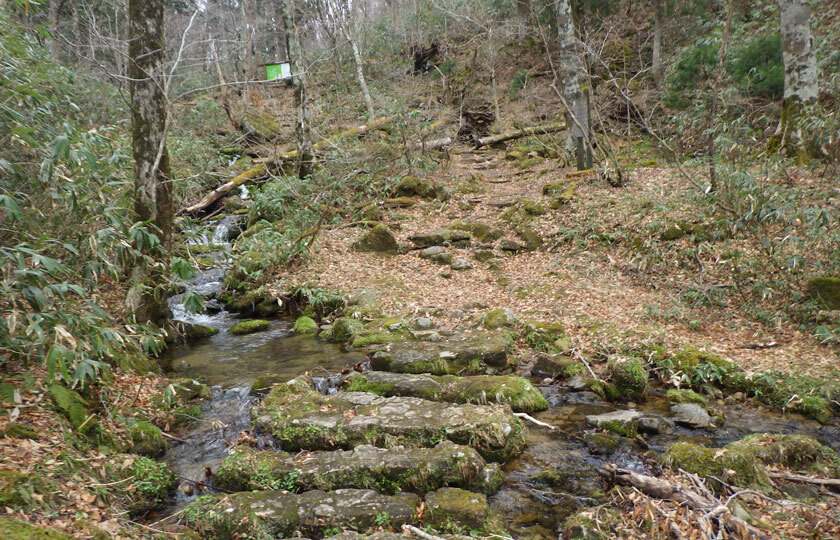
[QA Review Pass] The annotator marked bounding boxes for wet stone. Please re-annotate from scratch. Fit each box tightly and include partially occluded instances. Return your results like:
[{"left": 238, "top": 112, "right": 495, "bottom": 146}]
[
  {"left": 585, "top": 410, "right": 641, "bottom": 437},
  {"left": 531, "top": 354, "right": 576, "bottom": 379},
  {"left": 216, "top": 441, "right": 504, "bottom": 495},
  {"left": 184, "top": 489, "right": 420, "bottom": 539},
  {"left": 253, "top": 378, "right": 526, "bottom": 462},
  {"left": 370, "top": 333, "right": 511, "bottom": 376},
  {"left": 425, "top": 488, "right": 492, "bottom": 532},
  {"left": 344, "top": 371, "right": 547, "bottom": 413},
  {"left": 671, "top": 403, "right": 712, "bottom": 429},
  {"left": 638, "top": 415, "right": 671, "bottom": 435}
]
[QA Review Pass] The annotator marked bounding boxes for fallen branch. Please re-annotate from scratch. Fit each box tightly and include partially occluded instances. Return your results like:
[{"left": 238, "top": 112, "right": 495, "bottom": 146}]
[
  {"left": 599, "top": 464, "right": 772, "bottom": 540},
  {"left": 408, "top": 137, "right": 453, "bottom": 151},
  {"left": 767, "top": 472, "right": 840, "bottom": 488},
  {"left": 473, "top": 121, "right": 565, "bottom": 148},
  {"left": 181, "top": 116, "right": 393, "bottom": 215},
  {"left": 514, "top": 412, "right": 555, "bottom": 430},
  {"left": 402, "top": 524, "right": 445, "bottom": 540}
]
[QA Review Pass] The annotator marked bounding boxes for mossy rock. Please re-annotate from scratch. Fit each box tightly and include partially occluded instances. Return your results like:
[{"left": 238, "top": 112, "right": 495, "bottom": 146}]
[
  {"left": 506, "top": 150, "right": 526, "bottom": 161},
  {"left": 448, "top": 221, "right": 503, "bottom": 243},
  {"left": 129, "top": 421, "right": 167, "bottom": 457},
  {"left": 409, "top": 229, "right": 471, "bottom": 248},
  {"left": 805, "top": 277, "right": 840, "bottom": 309},
  {"left": 229, "top": 319, "right": 271, "bottom": 335},
  {"left": 393, "top": 175, "right": 447, "bottom": 200},
  {"left": 473, "top": 249, "right": 496, "bottom": 263},
  {"left": 2, "top": 423, "right": 39, "bottom": 440},
  {"left": 350, "top": 330, "right": 399, "bottom": 348},
  {"left": 383, "top": 197, "right": 416, "bottom": 208},
  {"left": 182, "top": 322, "right": 219, "bottom": 340},
  {"left": 515, "top": 225, "right": 542, "bottom": 251},
  {"left": 513, "top": 156, "right": 544, "bottom": 169},
  {"left": 216, "top": 441, "right": 504, "bottom": 495},
  {"left": 499, "top": 206, "right": 525, "bottom": 224},
  {"left": 424, "top": 488, "right": 493, "bottom": 533},
  {"left": 109, "top": 455, "right": 178, "bottom": 515},
  {"left": 667, "top": 346, "right": 737, "bottom": 383},
  {"left": 550, "top": 184, "right": 577, "bottom": 207},
  {"left": 344, "top": 372, "right": 547, "bottom": 413},
  {"left": 583, "top": 433, "right": 621, "bottom": 455},
  {"left": 352, "top": 224, "right": 399, "bottom": 254},
  {"left": 586, "top": 379, "right": 623, "bottom": 402},
  {"left": 0, "top": 517, "right": 73, "bottom": 540},
  {"left": 115, "top": 351, "right": 162, "bottom": 375},
  {"left": 250, "top": 374, "right": 288, "bottom": 396},
  {"left": 479, "top": 308, "right": 520, "bottom": 330},
  {"left": 370, "top": 332, "right": 513, "bottom": 376},
  {"left": 522, "top": 320, "right": 566, "bottom": 352},
  {"left": 663, "top": 441, "right": 767, "bottom": 493},
  {"left": 660, "top": 221, "right": 692, "bottom": 241},
  {"left": 293, "top": 316, "right": 318, "bottom": 334},
  {"left": 665, "top": 388, "right": 708, "bottom": 406},
  {"left": 542, "top": 182, "right": 568, "bottom": 195},
  {"left": 171, "top": 378, "right": 212, "bottom": 402},
  {"left": 360, "top": 204, "right": 382, "bottom": 221},
  {"left": 321, "top": 317, "right": 364, "bottom": 343},
  {"left": 607, "top": 357, "right": 648, "bottom": 401},
  {"left": 518, "top": 199, "right": 546, "bottom": 216},
  {"left": 726, "top": 433, "right": 840, "bottom": 478}
]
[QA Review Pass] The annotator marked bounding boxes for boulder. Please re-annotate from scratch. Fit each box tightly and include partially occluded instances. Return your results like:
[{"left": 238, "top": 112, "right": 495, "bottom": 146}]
[
  {"left": 806, "top": 276, "right": 840, "bottom": 309},
  {"left": 216, "top": 441, "right": 504, "bottom": 495},
  {"left": 419, "top": 246, "right": 453, "bottom": 265},
  {"left": 409, "top": 230, "right": 471, "bottom": 248},
  {"left": 253, "top": 378, "right": 525, "bottom": 462},
  {"left": 479, "top": 308, "right": 519, "bottom": 329},
  {"left": 344, "top": 371, "right": 547, "bottom": 413},
  {"left": 352, "top": 224, "right": 399, "bottom": 254},
  {"left": 670, "top": 403, "right": 711, "bottom": 429},
  {"left": 370, "top": 333, "right": 512, "bottom": 375},
  {"left": 531, "top": 354, "right": 576, "bottom": 379},
  {"left": 393, "top": 176, "right": 447, "bottom": 200},
  {"left": 585, "top": 410, "right": 641, "bottom": 437},
  {"left": 229, "top": 319, "right": 270, "bottom": 335},
  {"left": 184, "top": 489, "right": 420, "bottom": 539},
  {"left": 450, "top": 258, "right": 473, "bottom": 271}
]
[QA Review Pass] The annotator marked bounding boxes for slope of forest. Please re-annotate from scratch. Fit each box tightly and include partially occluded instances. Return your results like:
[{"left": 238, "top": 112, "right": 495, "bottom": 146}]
[{"left": 1, "top": 0, "right": 840, "bottom": 538}]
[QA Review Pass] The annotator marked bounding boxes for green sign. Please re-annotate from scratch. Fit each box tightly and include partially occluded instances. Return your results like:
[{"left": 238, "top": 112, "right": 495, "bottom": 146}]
[{"left": 266, "top": 62, "right": 291, "bottom": 80}]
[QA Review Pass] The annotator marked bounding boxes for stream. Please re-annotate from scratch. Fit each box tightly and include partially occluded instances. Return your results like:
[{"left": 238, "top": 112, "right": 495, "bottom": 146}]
[{"left": 161, "top": 217, "right": 840, "bottom": 538}]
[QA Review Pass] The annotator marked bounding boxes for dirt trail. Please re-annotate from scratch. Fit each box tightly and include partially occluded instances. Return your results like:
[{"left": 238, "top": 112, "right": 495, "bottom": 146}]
[{"left": 278, "top": 149, "right": 836, "bottom": 377}]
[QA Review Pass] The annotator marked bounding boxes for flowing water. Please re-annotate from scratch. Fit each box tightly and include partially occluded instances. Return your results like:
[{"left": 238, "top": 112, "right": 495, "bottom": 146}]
[{"left": 160, "top": 218, "right": 840, "bottom": 536}]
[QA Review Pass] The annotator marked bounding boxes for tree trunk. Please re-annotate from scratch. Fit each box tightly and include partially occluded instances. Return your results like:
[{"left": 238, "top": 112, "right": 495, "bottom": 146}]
[
  {"left": 557, "top": 0, "right": 589, "bottom": 161},
  {"left": 241, "top": 0, "right": 258, "bottom": 80},
  {"left": 343, "top": 26, "right": 376, "bottom": 120},
  {"left": 773, "top": 0, "right": 818, "bottom": 158},
  {"left": 48, "top": 0, "right": 61, "bottom": 58},
  {"left": 707, "top": 0, "right": 732, "bottom": 190},
  {"left": 71, "top": 0, "right": 81, "bottom": 60},
  {"left": 127, "top": 0, "right": 173, "bottom": 324},
  {"left": 652, "top": 0, "right": 663, "bottom": 87},
  {"left": 281, "top": 0, "right": 315, "bottom": 178}
]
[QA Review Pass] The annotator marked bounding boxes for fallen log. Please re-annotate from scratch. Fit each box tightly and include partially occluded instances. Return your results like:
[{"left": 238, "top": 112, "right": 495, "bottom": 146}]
[
  {"left": 181, "top": 116, "right": 394, "bottom": 215},
  {"left": 598, "top": 464, "right": 771, "bottom": 540},
  {"left": 408, "top": 137, "right": 453, "bottom": 151},
  {"left": 473, "top": 121, "right": 565, "bottom": 148},
  {"left": 767, "top": 472, "right": 840, "bottom": 488}
]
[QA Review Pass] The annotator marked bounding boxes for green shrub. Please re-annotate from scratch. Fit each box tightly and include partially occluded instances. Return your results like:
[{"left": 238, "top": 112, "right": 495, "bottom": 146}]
[{"left": 728, "top": 34, "right": 783, "bottom": 98}]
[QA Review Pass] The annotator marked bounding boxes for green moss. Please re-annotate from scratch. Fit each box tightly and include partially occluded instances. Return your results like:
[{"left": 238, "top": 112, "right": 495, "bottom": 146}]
[
  {"left": 532, "top": 469, "right": 571, "bottom": 489},
  {"left": 586, "top": 379, "right": 623, "bottom": 402},
  {"left": 320, "top": 317, "right": 364, "bottom": 343},
  {"left": 351, "top": 224, "right": 399, "bottom": 254},
  {"left": 663, "top": 441, "right": 767, "bottom": 493},
  {"left": 448, "top": 221, "right": 503, "bottom": 243},
  {"left": 344, "top": 374, "right": 396, "bottom": 396},
  {"left": 350, "top": 331, "right": 397, "bottom": 348},
  {"left": 424, "top": 488, "right": 493, "bottom": 533},
  {"left": 393, "top": 175, "right": 446, "bottom": 200},
  {"left": 2, "top": 423, "right": 39, "bottom": 440},
  {"left": 805, "top": 277, "right": 840, "bottom": 309},
  {"left": 129, "top": 421, "right": 167, "bottom": 457},
  {"left": 0, "top": 517, "right": 73, "bottom": 540},
  {"left": 183, "top": 323, "right": 219, "bottom": 339},
  {"left": 522, "top": 320, "right": 566, "bottom": 352},
  {"left": 583, "top": 433, "right": 622, "bottom": 455},
  {"left": 229, "top": 319, "right": 270, "bottom": 335},
  {"left": 250, "top": 374, "right": 287, "bottom": 396},
  {"left": 293, "top": 316, "right": 318, "bottom": 334},
  {"left": 607, "top": 358, "right": 649, "bottom": 401},
  {"left": 0, "top": 471, "right": 28, "bottom": 507},
  {"left": 660, "top": 223, "right": 689, "bottom": 241},
  {"left": 726, "top": 434, "right": 840, "bottom": 477},
  {"left": 600, "top": 420, "right": 637, "bottom": 437},
  {"left": 480, "top": 308, "right": 519, "bottom": 329},
  {"left": 119, "top": 456, "right": 177, "bottom": 514},
  {"left": 665, "top": 388, "right": 708, "bottom": 405},
  {"left": 518, "top": 199, "right": 546, "bottom": 216},
  {"left": 515, "top": 225, "right": 542, "bottom": 251}
]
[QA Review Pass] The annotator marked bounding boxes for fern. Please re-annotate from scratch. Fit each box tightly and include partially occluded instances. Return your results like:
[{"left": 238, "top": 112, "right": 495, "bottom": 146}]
[{"left": 49, "top": 384, "right": 89, "bottom": 430}]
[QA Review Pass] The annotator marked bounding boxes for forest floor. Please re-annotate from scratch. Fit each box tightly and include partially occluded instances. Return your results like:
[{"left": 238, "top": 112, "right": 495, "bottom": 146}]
[{"left": 277, "top": 148, "right": 838, "bottom": 379}]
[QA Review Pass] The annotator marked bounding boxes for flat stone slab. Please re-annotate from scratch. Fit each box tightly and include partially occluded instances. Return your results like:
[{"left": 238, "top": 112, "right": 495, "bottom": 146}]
[
  {"left": 184, "top": 488, "right": 420, "bottom": 539},
  {"left": 370, "top": 333, "right": 512, "bottom": 376},
  {"left": 253, "top": 378, "right": 526, "bottom": 462},
  {"left": 671, "top": 403, "right": 712, "bottom": 429},
  {"left": 409, "top": 230, "right": 471, "bottom": 248},
  {"left": 216, "top": 441, "right": 504, "bottom": 495},
  {"left": 345, "top": 372, "right": 547, "bottom": 413},
  {"left": 585, "top": 410, "right": 641, "bottom": 436}
]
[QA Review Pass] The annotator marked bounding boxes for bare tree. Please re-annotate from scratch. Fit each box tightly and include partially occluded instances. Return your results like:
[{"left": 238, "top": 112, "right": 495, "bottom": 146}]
[
  {"left": 281, "top": 0, "right": 315, "bottom": 178},
  {"left": 126, "top": 0, "right": 172, "bottom": 324},
  {"left": 773, "top": 0, "right": 818, "bottom": 157}
]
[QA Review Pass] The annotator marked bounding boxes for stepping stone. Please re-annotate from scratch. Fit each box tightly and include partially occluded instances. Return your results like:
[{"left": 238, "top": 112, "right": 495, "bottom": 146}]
[
  {"left": 425, "top": 487, "right": 493, "bottom": 531},
  {"left": 671, "top": 403, "right": 712, "bottom": 429},
  {"left": 419, "top": 246, "right": 453, "bottom": 265},
  {"left": 253, "top": 377, "right": 526, "bottom": 462},
  {"left": 531, "top": 354, "right": 577, "bottom": 379},
  {"left": 409, "top": 230, "right": 471, "bottom": 248},
  {"left": 585, "top": 410, "right": 641, "bottom": 437},
  {"left": 184, "top": 488, "right": 420, "bottom": 539},
  {"left": 370, "top": 333, "right": 511, "bottom": 375},
  {"left": 216, "top": 441, "right": 504, "bottom": 495},
  {"left": 344, "top": 372, "right": 547, "bottom": 413}
]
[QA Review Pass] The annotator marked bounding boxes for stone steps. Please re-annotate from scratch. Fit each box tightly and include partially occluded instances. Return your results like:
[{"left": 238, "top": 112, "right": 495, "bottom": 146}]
[
  {"left": 344, "top": 371, "right": 547, "bottom": 413},
  {"left": 215, "top": 441, "right": 504, "bottom": 495},
  {"left": 184, "top": 487, "right": 497, "bottom": 539},
  {"left": 369, "top": 333, "right": 512, "bottom": 375},
  {"left": 252, "top": 377, "right": 525, "bottom": 462}
]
